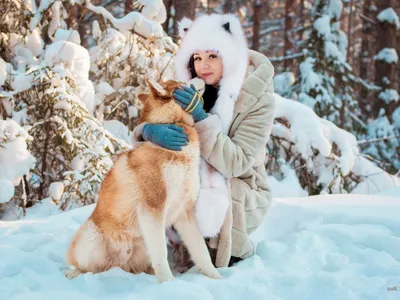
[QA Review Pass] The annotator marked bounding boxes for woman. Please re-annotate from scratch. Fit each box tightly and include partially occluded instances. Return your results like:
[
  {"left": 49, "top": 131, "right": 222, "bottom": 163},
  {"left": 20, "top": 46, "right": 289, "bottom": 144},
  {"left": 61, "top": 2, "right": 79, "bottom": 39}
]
[{"left": 132, "top": 14, "right": 275, "bottom": 268}]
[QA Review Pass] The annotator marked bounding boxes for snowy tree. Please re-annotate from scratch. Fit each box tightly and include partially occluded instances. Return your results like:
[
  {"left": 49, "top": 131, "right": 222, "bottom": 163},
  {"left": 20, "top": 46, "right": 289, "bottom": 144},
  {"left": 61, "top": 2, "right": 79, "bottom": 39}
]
[
  {"left": 267, "top": 93, "right": 397, "bottom": 196},
  {"left": 297, "top": 0, "right": 367, "bottom": 135},
  {"left": 0, "top": 0, "right": 176, "bottom": 214},
  {"left": 362, "top": 2, "right": 400, "bottom": 174}
]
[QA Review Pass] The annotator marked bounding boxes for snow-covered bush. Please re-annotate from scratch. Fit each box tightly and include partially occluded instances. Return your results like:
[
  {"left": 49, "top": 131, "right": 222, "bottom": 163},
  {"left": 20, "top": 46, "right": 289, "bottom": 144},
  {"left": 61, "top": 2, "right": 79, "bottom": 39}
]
[
  {"left": 0, "top": 120, "right": 35, "bottom": 204},
  {"left": 0, "top": 0, "right": 173, "bottom": 213},
  {"left": 267, "top": 94, "right": 399, "bottom": 196}
]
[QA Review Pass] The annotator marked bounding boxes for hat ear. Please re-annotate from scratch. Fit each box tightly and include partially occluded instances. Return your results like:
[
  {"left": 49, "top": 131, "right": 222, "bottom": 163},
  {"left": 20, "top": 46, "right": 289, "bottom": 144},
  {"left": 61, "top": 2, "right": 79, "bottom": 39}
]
[{"left": 178, "top": 17, "right": 193, "bottom": 39}]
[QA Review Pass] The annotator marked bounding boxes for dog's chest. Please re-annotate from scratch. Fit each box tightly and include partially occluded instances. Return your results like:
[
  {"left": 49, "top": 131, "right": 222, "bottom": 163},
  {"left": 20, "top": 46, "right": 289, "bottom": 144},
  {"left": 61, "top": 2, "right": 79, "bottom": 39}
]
[{"left": 162, "top": 161, "right": 199, "bottom": 221}]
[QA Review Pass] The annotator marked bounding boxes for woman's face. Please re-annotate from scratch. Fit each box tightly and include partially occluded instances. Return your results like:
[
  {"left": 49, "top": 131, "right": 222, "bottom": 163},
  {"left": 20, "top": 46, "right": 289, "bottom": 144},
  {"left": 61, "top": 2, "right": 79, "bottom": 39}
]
[{"left": 193, "top": 51, "right": 223, "bottom": 87}]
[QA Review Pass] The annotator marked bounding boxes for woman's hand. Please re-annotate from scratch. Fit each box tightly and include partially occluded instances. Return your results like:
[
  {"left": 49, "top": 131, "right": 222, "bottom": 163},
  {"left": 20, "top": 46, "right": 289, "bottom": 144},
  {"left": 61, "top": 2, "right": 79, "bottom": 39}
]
[
  {"left": 142, "top": 124, "right": 188, "bottom": 151},
  {"left": 173, "top": 84, "right": 208, "bottom": 122}
]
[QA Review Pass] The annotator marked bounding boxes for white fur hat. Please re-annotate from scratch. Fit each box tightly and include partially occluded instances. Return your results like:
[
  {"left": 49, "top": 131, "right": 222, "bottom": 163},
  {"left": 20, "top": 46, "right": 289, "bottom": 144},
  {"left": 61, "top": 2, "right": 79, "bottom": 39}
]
[{"left": 175, "top": 14, "right": 249, "bottom": 134}]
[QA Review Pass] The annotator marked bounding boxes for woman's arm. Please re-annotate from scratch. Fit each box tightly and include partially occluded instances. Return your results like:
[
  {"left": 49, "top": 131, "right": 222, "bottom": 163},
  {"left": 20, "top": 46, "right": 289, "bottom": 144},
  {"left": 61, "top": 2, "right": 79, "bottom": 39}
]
[{"left": 194, "top": 92, "right": 275, "bottom": 179}]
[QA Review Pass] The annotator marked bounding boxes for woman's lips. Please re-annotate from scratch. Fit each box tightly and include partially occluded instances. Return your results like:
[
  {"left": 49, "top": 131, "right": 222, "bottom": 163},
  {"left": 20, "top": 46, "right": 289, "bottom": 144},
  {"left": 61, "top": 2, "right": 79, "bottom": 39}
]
[{"left": 202, "top": 73, "right": 213, "bottom": 78}]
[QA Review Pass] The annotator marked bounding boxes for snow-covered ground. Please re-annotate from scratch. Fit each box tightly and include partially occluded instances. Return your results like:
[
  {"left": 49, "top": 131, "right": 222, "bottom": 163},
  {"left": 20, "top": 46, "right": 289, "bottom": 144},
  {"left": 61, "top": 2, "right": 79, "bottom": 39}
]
[{"left": 1, "top": 189, "right": 400, "bottom": 300}]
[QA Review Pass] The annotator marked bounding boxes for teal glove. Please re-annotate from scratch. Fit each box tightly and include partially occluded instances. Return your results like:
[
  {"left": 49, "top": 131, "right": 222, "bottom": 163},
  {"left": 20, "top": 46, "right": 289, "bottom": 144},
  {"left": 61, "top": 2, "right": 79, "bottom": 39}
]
[
  {"left": 173, "top": 84, "right": 208, "bottom": 122},
  {"left": 142, "top": 124, "right": 188, "bottom": 151}
]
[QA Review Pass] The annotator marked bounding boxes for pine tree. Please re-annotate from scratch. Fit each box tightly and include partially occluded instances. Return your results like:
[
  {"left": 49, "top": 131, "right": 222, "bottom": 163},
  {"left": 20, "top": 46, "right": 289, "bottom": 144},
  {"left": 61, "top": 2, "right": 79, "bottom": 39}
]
[
  {"left": 0, "top": 0, "right": 175, "bottom": 213},
  {"left": 298, "top": 0, "right": 366, "bottom": 135}
]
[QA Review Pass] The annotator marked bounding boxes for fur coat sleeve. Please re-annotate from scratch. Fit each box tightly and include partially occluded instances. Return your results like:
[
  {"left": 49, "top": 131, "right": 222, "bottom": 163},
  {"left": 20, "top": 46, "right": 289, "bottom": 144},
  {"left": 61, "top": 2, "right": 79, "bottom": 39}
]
[{"left": 194, "top": 91, "right": 275, "bottom": 179}]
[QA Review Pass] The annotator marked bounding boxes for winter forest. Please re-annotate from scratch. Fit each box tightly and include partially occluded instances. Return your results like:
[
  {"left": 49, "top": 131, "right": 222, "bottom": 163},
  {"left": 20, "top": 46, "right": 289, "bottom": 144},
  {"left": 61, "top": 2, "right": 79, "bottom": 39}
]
[
  {"left": 0, "top": 0, "right": 398, "bottom": 218},
  {"left": 1, "top": 0, "right": 400, "bottom": 299}
]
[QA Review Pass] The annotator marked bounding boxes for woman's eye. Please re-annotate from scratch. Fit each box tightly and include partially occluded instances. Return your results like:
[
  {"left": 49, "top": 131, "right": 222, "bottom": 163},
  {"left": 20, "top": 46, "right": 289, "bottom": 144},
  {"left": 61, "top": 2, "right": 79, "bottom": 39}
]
[
  {"left": 194, "top": 57, "right": 201, "bottom": 61},
  {"left": 209, "top": 54, "right": 217, "bottom": 59}
]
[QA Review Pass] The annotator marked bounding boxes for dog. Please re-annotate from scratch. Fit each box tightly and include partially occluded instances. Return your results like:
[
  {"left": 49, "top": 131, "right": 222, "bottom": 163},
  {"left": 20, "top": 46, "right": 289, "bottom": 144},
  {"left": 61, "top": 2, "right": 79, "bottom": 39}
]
[{"left": 65, "top": 79, "right": 221, "bottom": 283}]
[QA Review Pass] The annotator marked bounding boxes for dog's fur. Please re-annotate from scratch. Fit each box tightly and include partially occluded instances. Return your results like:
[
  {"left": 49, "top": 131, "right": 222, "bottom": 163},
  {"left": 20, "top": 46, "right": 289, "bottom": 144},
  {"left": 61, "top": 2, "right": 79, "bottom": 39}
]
[{"left": 65, "top": 79, "right": 221, "bottom": 283}]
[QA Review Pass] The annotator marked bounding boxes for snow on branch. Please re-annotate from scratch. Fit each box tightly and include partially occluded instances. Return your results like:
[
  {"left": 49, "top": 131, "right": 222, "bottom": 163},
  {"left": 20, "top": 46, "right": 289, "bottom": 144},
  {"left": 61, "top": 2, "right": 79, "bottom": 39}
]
[{"left": 84, "top": 0, "right": 164, "bottom": 38}]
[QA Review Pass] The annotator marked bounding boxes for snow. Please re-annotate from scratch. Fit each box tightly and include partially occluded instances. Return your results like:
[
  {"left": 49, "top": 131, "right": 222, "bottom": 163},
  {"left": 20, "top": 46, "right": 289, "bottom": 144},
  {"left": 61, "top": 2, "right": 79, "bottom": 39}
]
[
  {"left": 325, "top": 40, "right": 345, "bottom": 64},
  {"left": 85, "top": 2, "right": 164, "bottom": 37},
  {"left": 274, "top": 93, "right": 359, "bottom": 175},
  {"left": 48, "top": 1, "right": 62, "bottom": 38},
  {"left": 1, "top": 193, "right": 400, "bottom": 299},
  {"left": 379, "top": 89, "right": 399, "bottom": 104},
  {"left": 374, "top": 48, "right": 399, "bottom": 64},
  {"left": 268, "top": 163, "right": 308, "bottom": 198},
  {"left": 393, "top": 107, "right": 400, "bottom": 129},
  {"left": 299, "top": 57, "right": 322, "bottom": 99},
  {"left": 48, "top": 182, "right": 64, "bottom": 201},
  {"left": 0, "top": 58, "right": 6, "bottom": 86},
  {"left": 0, "top": 179, "right": 15, "bottom": 204},
  {"left": 139, "top": 0, "right": 167, "bottom": 23},
  {"left": 314, "top": 15, "right": 331, "bottom": 38},
  {"left": 0, "top": 120, "right": 36, "bottom": 203},
  {"left": 327, "top": 0, "right": 343, "bottom": 20},
  {"left": 54, "top": 29, "right": 82, "bottom": 45},
  {"left": 26, "top": 29, "right": 44, "bottom": 57},
  {"left": 44, "top": 41, "right": 90, "bottom": 81},
  {"left": 351, "top": 156, "right": 400, "bottom": 194},
  {"left": 44, "top": 41, "right": 96, "bottom": 114},
  {"left": 377, "top": 7, "right": 400, "bottom": 30},
  {"left": 376, "top": 186, "right": 400, "bottom": 197},
  {"left": 273, "top": 72, "right": 295, "bottom": 97},
  {"left": 103, "top": 120, "right": 133, "bottom": 145},
  {"left": 89, "top": 28, "right": 126, "bottom": 63}
]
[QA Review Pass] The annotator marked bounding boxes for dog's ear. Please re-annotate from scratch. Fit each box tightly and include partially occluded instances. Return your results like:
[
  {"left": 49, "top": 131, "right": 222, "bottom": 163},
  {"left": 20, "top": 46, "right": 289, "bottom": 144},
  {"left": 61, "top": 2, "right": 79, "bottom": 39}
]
[
  {"left": 137, "top": 93, "right": 149, "bottom": 105},
  {"left": 161, "top": 80, "right": 182, "bottom": 94},
  {"left": 146, "top": 78, "right": 168, "bottom": 98}
]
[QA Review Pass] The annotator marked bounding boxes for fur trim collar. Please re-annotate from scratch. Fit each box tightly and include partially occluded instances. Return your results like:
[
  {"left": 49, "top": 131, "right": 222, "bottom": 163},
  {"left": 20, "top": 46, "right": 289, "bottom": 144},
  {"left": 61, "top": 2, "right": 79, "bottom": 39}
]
[{"left": 175, "top": 14, "right": 248, "bottom": 134}]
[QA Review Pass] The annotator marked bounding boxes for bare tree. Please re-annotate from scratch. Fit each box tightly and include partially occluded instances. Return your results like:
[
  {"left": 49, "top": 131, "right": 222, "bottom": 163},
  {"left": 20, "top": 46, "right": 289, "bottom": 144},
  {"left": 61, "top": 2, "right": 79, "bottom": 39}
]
[
  {"left": 283, "top": 0, "right": 295, "bottom": 69},
  {"left": 252, "top": 0, "right": 262, "bottom": 51}
]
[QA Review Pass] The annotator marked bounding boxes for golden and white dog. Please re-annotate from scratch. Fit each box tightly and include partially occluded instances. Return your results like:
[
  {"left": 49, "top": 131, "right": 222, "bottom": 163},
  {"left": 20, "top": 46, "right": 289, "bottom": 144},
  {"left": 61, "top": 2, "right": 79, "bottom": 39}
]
[{"left": 65, "top": 79, "right": 221, "bottom": 283}]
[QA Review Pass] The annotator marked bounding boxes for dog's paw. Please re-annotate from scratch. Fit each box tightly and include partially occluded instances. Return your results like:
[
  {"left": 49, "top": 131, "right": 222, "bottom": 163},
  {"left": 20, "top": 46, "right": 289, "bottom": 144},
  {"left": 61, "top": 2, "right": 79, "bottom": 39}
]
[
  {"left": 200, "top": 268, "right": 223, "bottom": 280},
  {"left": 64, "top": 268, "right": 83, "bottom": 279}
]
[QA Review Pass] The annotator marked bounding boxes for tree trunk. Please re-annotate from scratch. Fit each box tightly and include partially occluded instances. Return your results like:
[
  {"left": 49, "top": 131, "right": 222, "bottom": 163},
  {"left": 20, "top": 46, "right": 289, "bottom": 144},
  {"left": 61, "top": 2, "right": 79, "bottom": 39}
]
[
  {"left": 223, "top": 0, "right": 235, "bottom": 14},
  {"left": 252, "top": 0, "right": 262, "bottom": 51},
  {"left": 359, "top": 0, "right": 375, "bottom": 117},
  {"left": 346, "top": 0, "right": 354, "bottom": 63},
  {"left": 396, "top": 4, "right": 400, "bottom": 93},
  {"left": 173, "top": 0, "right": 197, "bottom": 41},
  {"left": 163, "top": 0, "right": 173, "bottom": 34},
  {"left": 125, "top": 0, "right": 133, "bottom": 15},
  {"left": 66, "top": 4, "right": 86, "bottom": 47},
  {"left": 283, "top": 0, "right": 295, "bottom": 70},
  {"left": 299, "top": 0, "right": 304, "bottom": 26},
  {"left": 374, "top": 0, "right": 398, "bottom": 119}
]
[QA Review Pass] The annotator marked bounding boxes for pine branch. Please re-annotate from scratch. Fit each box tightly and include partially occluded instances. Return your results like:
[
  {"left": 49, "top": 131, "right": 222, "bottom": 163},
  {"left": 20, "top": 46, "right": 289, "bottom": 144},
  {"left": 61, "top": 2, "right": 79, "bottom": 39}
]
[
  {"left": 357, "top": 135, "right": 400, "bottom": 145},
  {"left": 269, "top": 52, "right": 305, "bottom": 62}
]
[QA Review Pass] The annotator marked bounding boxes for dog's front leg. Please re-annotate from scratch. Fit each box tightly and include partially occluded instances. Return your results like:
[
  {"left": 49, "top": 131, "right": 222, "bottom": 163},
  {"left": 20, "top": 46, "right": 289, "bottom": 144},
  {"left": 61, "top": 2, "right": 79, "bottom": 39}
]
[
  {"left": 138, "top": 212, "right": 174, "bottom": 283},
  {"left": 174, "top": 212, "right": 222, "bottom": 280}
]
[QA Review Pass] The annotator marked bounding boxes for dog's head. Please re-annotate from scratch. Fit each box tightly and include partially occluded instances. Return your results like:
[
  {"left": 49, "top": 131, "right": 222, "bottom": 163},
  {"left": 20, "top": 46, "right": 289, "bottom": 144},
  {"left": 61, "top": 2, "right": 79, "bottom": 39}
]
[{"left": 137, "top": 79, "right": 195, "bottom": 126}]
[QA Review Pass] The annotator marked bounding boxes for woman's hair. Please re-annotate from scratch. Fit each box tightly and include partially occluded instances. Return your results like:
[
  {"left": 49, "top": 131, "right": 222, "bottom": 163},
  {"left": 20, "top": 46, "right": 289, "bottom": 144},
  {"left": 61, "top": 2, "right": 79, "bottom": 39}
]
[{"left": 188, "top": 55, "right": 197, "bottom": 78}]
